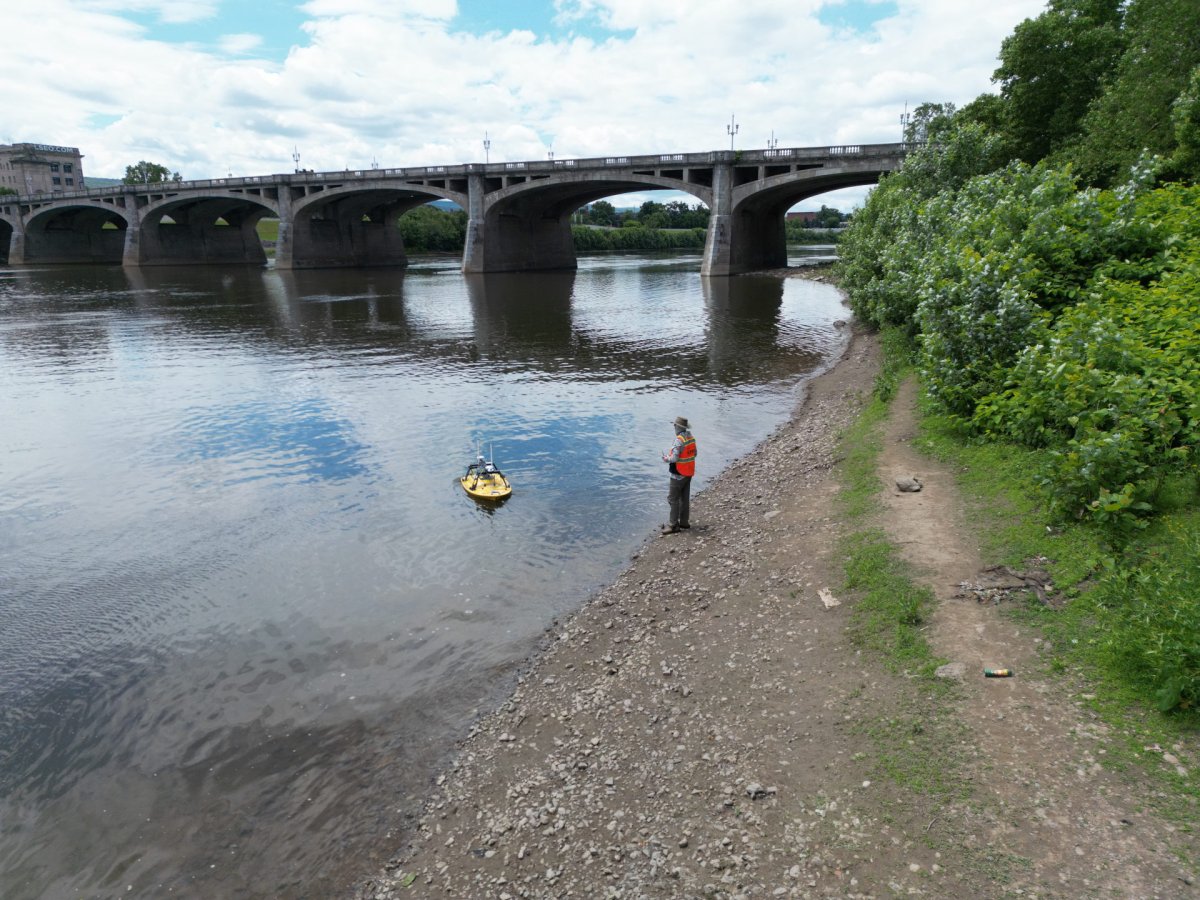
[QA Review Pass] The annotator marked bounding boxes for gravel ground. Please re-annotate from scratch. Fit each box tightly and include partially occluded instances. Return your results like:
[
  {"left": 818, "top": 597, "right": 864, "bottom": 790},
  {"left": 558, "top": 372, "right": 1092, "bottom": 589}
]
[{"left": 351, "top": 287, "right": 1197, "bottom": 899}]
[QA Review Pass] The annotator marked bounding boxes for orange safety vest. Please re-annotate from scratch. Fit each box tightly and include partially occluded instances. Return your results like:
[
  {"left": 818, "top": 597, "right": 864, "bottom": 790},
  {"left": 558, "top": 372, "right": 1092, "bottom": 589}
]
[{"left": 674, "top": 434, "right": 697, "bottom": 477}]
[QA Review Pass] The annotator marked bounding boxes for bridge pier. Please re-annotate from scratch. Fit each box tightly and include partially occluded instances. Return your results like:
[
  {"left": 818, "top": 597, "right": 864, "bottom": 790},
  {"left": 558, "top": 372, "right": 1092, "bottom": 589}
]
[
  {"left": 463, "top": 174, "right": 576, "bottom": 273},
  {"left": 700, "top": 162, "right": 788, "bottom": 276},
  {"left": 701, "top": 162, "right": 734, "bottom": 276},
  {"left": 276, "top": 192, "right": 412, "bottom": 270}
]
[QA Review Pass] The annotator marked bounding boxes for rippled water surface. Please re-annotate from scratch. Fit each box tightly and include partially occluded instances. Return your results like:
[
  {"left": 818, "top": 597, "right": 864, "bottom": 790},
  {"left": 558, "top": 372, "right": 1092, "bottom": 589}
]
[{"left": 0, "top": 252, "right": 846, "bottom": 898}]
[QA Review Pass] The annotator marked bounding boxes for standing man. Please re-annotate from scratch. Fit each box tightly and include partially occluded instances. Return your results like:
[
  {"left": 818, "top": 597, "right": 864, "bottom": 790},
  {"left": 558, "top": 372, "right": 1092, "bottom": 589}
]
[{"left": 661, "top": 416, "right": 697, "bottom": 535}]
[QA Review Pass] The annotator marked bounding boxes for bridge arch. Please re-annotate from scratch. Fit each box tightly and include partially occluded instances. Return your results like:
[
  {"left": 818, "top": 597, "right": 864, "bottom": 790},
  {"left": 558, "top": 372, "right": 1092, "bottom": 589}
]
[
  {"left": 280, "top": 183, "right": 468, "bottom": 270},
  {"left": 129, "top": 191, "right": 279, "bottom": 267},
  {"left": 466, "top": 172, "right": 713, "bottom": 273},
  {"left": 720, "top": 164, "right": 897, "bottom": 274},
  {"left": 17, "top": 202, "right": 132, "bottom": 265}
]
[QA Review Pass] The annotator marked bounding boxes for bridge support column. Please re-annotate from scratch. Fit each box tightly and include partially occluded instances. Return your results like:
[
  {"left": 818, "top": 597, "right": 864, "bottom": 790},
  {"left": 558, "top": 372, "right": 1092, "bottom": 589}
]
[
  {"left": 275, "top": 193, "right": 296, "bottom": 269},
  {"left": 4, "top": 225, "right": 23, "bottom": 266},
  {"left": 701, "top": 162, "right": 789, "bottom": 276},
  {"left": 461, "top": 174, "right": 487, "bottom": 273},
  {"left": 275, "top": 195, "right": 406, "bottom": 270},
  {"left": 462, "top": 174, "right": 576, "bottom": 273},
  {"left": 701, "top": 162, "right": 734, "bottom": 277}
]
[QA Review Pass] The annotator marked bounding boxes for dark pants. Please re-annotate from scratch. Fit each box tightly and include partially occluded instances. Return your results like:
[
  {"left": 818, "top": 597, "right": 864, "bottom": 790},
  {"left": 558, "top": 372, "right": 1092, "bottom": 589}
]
[{"left": 668, "top": 476, "right": 691, "bottom": 527}]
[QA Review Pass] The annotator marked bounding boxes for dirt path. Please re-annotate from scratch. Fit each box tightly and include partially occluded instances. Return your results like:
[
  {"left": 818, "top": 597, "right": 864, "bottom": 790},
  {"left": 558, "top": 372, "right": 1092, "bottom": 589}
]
[
  {"left": 354, "top": 330, "right": 1197, "bottom": 900},
  {"left": 876, "top": 377, "right": 1197, "bottom": 899}
]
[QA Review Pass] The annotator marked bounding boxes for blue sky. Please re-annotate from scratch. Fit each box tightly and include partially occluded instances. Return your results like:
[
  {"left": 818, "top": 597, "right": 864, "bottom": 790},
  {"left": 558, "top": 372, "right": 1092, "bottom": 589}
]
[{"left": 4, "top": 0, "right": 1045, "bottom": 211}]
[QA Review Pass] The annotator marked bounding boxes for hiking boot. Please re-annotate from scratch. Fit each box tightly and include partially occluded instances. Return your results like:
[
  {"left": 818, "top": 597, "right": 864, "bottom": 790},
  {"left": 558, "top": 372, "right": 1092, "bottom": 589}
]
[{"left": 660, "top": 524, "right": 680, "bottom": 536}]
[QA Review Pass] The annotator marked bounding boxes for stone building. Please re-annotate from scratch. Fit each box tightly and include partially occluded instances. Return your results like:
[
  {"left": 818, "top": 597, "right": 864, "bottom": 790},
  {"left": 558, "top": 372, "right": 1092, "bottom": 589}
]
[{"left": 0, "top": 143, "right": 85, "bottom": 194}]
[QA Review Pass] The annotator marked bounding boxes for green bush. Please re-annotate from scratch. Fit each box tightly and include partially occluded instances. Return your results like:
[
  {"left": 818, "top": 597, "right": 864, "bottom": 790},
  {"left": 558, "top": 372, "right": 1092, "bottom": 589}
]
[
  {"left": 913, "top": 162, "right": 1143, "bottom": 415},
  {"left": 571, "top": 225, "right": 705, "bottom": 252},
  {"left": 398, "top": 205, "right": 467, "bottom": 251},
  {"left": 973, "top": 183, "right": 1200, "bottom": 525}
]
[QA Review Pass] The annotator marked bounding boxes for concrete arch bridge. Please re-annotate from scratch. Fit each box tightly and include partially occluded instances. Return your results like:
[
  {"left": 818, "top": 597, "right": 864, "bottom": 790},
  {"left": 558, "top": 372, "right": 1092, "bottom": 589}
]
[{"left": 0, "top": 143, "right": 907, "bottom": 276}]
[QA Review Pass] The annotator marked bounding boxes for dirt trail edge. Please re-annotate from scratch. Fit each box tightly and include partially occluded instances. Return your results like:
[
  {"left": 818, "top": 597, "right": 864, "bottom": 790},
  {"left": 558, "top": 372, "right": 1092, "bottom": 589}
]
[
  {"left": 876, "top": 376, "right": 1197, "bottom": 899},
  {"left": 355, "top": 327, "right": 1197, "bottom": 899}
]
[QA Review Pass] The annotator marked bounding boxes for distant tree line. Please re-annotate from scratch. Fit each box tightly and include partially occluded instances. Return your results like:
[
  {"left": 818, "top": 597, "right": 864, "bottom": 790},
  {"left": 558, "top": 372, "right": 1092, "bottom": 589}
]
[
  {"left": 578, "top": 199, "right": 710, "bottom": 229},
  {"left": 397, "top": 199, "right": 846, "bottom": 252},
  {"left": 397, "top": 206, "right": 469, "bottom": 252}
]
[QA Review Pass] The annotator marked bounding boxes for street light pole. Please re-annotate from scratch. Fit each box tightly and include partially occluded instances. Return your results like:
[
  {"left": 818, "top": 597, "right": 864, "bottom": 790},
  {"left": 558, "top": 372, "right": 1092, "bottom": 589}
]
[
  {"left": 900, "top": 102, "right": 911, "bottom": 143},
  {"left": 727, "top": 114, "right": 738, "bottom": 151},
  {"left": 292, "top": 146, "right": 301, "bottom": 173},
  {"left": 483, "top": 132, "right": 491, "bottom": 164},
  {"left": 767, "top": 130, "right": 779, "bottom": 151}
]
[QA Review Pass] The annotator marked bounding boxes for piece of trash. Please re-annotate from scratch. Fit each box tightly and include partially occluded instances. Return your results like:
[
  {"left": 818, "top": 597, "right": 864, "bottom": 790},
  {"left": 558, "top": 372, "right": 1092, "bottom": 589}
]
[
  {"left": 817, "top": 588, "right": 841, "bottom": 609},
  {"left": 984, "top": 668, "right": 1014, "bottom": 678},
  {"left": 896, "top": 475, "right": 923, "bottom": 492}
]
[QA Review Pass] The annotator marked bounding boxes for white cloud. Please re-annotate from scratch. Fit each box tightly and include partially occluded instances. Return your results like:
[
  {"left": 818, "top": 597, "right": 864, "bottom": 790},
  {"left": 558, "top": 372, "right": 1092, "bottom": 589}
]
[
  {"left": 78, "top": 0, "right": 220, "bottom": 24},
  {"left": 3, "top": 0, "right": 1045, "bottom": 209},
  {"left": 298, "top": 0, "right": 456, "bottom": 19},
  {"left": 219, "top": 33, "right": 264, "bottom": 54}
]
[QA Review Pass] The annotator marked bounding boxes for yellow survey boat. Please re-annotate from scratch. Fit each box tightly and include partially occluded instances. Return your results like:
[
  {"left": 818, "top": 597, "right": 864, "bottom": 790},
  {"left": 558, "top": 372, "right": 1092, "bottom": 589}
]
[{"left": 460, "top": 455, "right": 512, "bottom": 501}]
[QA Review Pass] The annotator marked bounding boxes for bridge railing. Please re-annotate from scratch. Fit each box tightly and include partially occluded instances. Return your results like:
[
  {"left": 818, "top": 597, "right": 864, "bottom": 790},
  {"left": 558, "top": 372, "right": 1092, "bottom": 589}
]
[{"left": 6, "top": 143, "right": 912, "bottom": 204}]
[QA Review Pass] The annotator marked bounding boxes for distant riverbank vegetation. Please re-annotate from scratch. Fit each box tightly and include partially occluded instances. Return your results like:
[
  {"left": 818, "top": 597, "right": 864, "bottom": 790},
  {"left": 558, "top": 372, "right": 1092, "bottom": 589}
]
[
  {"left": 839, "top": 0, "right": 1200, "bottom": 715},
  {"left": 301, "top": 198, "right": 847, "bottom": 253}
]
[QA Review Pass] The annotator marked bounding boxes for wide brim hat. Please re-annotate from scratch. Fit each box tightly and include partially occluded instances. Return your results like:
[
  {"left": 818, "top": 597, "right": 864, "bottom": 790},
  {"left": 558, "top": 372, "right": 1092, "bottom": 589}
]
[{"left": 673, "top": 416, "right": 689, "bottom": 428}]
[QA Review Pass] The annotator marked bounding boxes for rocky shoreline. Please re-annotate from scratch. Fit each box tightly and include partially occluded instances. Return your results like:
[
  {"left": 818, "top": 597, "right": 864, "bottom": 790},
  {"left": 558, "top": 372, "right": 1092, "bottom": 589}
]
[
  {"left": 351, "top": 268, "right": 1198, "bottom": 897},
  {"left": 353, "top": 297, "right": 897, "bottom": 898}
]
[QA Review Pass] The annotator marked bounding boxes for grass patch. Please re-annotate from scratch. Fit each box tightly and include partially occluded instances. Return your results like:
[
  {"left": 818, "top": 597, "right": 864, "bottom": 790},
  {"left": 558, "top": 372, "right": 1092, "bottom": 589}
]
[
  {"left": 256, "top": 218, "right": 280, "bottom": 242},
  {"left": 857, "top": 699, "right": 972, "bottom": 802},
  {"left": 843, "top": 528, "right": 941, "bottom": 674},
  {"left": 838, "top": 327, "right": 942, "bottom": 675}
]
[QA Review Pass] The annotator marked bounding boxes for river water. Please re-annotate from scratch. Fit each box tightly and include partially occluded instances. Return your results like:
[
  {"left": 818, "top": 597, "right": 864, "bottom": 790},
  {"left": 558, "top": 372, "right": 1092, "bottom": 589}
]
[{"left": 0, "top": 249, "right": 844, "bottom": 898}]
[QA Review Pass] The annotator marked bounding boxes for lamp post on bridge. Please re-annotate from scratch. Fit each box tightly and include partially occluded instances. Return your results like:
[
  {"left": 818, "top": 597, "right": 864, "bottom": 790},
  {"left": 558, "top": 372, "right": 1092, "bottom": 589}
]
[
  {"left": 900, "top": 103, "right": 911, "bottom": 143},
  {"left": 767, "top": 130, "right": 779, "bottom": 151},
  {"left": 727, "top": 114, "right": 738, "bottom": 151},
  {"left": 292, "top": 146, "right": 301, "bottom": 173},
  {"left": 483, "top": 132, "right": 491, "bottom": 164}
]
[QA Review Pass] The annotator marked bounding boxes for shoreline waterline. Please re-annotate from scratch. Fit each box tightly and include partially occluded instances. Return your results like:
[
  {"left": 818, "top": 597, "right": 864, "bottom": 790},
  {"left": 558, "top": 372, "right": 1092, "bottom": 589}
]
[
  {"left": 350, "top": 266, "right": 870, "bottom": 896},
  {"left": 0, "top": 258, "right": 849, "bottom": 898}
]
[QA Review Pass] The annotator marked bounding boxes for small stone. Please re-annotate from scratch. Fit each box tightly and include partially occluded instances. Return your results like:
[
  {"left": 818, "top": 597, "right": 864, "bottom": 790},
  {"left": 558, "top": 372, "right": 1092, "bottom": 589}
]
[{"left": 935, "top": 662, "right": 967, "bottom": 680}]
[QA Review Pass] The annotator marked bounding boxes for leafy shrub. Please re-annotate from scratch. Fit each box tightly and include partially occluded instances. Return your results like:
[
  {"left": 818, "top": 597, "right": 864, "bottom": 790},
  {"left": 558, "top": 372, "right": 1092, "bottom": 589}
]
[
  {"left": 973, "top": 183, "right": 1200, "bottom": 525},
  {"left": 398, "top": 205, "right": 467, "bottom": 251},
  {"left": 837, "top": 174, "right": 928, "bottom": 331}
]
